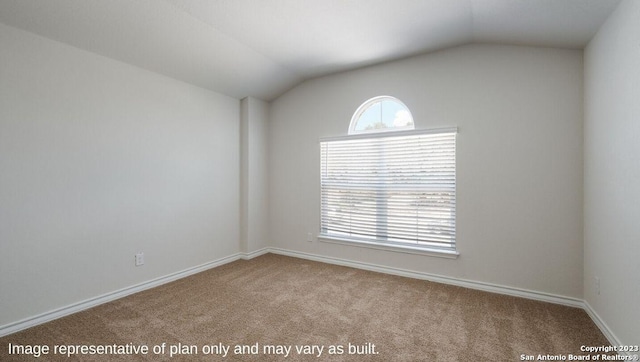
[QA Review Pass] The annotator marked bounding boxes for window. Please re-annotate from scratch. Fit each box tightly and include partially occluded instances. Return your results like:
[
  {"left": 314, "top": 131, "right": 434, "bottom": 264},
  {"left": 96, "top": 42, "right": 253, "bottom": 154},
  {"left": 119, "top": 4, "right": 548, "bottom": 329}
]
[
  {"left": 349, "top": 96, "right": 414, "bottom": 134},
  {"left": 320, "top": 97, "right": 457, "bottom": 255}
]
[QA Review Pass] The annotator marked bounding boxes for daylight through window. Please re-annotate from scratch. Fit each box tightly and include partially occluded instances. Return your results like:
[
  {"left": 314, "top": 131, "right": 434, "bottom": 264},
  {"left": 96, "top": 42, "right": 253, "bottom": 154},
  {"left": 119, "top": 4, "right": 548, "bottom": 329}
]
[
  {"left": 349, "top": 96, "right": 414, "bottom": 134},
  {"left": 320, "top": 97, "right": 457, "bottom": 253}
]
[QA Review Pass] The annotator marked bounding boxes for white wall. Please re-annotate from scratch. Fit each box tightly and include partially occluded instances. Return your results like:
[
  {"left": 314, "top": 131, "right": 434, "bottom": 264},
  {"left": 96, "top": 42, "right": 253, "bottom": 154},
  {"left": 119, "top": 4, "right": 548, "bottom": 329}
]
[
  {"left": 240, "top": 97, "right": 269, "bottom": 254},
  {"left": 269, "top": 44, "right": 584, "bottom": 298},
  {"left": 584, "top": 0, "right": 640, "bottom": 346},
  {"left": 5, "top": 9, "right": 627, "bottom": 342},
  {"left": 0, "top": 23, "right": 240, "bottom": 327}
]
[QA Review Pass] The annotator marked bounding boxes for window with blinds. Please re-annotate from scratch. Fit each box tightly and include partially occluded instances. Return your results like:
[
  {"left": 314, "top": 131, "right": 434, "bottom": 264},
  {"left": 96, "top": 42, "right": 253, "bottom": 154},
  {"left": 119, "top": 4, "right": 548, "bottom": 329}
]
[{"left": 320, "top": 128, "right": 457, "bottom": 252}]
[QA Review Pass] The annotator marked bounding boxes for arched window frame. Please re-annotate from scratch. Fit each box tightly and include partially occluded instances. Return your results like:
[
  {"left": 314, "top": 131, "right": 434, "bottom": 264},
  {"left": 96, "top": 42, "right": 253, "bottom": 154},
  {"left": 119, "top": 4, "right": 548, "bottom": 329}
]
[{"left": 348, "top": 95, "right": 415, "bottom": 135}]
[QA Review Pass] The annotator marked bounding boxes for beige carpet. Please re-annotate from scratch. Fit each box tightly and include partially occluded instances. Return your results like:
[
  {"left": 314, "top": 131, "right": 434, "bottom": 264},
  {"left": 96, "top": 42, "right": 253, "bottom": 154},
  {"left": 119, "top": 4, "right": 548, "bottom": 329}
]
[{"left": 0, "top": 254, "right": 612, "bottom": 361}]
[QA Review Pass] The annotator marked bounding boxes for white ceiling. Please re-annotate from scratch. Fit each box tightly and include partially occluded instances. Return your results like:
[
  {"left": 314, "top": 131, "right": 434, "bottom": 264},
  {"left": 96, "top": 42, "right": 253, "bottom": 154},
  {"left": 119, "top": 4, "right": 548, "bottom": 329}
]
[{"left": 0, "top": 0, "right": 621, "bottom": 100}]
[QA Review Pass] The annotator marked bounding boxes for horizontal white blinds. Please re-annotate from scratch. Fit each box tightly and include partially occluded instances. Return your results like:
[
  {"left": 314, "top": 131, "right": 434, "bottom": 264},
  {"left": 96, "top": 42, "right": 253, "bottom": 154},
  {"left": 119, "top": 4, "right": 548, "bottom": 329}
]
[{"left": 320, "top": 129, "right": 456, "bottom": 251}]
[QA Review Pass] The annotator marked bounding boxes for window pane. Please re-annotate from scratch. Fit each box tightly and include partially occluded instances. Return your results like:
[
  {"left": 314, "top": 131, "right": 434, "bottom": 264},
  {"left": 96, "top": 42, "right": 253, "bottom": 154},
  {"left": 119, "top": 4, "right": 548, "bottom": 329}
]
[{"left": 350, "top": 96, "right": 414, "bottom": 134}]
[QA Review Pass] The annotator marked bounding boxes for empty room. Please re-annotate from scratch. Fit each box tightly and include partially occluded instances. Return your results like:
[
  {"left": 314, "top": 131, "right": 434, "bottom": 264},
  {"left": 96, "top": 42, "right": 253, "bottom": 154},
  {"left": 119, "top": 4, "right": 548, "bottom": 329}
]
[{"left": 0, "top": 0, "right": 638, "bottom": 360}]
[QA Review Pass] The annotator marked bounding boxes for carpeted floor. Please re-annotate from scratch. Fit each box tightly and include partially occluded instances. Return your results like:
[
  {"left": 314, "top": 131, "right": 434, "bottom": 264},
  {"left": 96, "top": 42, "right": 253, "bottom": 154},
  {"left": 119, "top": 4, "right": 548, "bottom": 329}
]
[{"left": 0, "top": 254, "right": 612, "bottom": 361}]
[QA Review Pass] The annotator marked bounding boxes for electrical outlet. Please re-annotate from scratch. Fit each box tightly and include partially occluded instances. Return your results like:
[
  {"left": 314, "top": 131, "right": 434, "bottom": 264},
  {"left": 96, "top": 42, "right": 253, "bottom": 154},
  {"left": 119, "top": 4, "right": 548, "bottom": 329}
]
[
  {"left": 307, "top": 232, "right": 313, "bottom": 242},
  {"left": 594, "top": 276, "right": 600, "bottom": 295},
  {"left": 135, "top": 252, "right": 144, "bottom": 266}
]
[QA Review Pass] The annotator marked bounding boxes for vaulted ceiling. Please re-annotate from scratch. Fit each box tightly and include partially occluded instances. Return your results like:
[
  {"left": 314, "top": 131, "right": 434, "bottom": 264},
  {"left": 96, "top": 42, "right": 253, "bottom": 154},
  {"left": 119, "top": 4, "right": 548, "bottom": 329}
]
[{"left": 0, "top": 0, "right": 621, "bottom": 100}]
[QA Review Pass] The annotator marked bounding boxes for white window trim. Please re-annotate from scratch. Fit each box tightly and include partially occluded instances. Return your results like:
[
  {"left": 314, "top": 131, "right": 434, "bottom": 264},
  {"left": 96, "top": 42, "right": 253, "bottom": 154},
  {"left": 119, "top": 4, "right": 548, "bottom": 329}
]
[
  {"left": 318, "top": 234, "right": 460, "bottom": 259},
  {"left": 323, "top": 126, "right": 457, "bottom": 143}
]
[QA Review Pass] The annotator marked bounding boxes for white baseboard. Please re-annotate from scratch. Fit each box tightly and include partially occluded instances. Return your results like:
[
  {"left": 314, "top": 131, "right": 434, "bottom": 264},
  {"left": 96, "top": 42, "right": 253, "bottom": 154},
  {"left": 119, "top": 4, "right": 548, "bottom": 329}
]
[
  {"left": 240, "top": 247, "right": 270, "bottom": 260},
  {"left": 1, "top": 246, "right": 623, "bottom": 354},
  {"left": 0, "top": 252, "right": 243, "bottom": 338},
  {"left": 268, "top": 247, "right": 584, "bottom": 308},
  {"left": 270, "top": 248, "right": 636, "bottom": 354},
  {"left": 582, "top": 301, "right": 623, "bottom": 347}
]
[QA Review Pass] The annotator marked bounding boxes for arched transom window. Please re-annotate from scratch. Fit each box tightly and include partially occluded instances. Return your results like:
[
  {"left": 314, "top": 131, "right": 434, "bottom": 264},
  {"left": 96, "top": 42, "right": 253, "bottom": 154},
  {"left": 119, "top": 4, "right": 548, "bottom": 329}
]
[{"left": 349, "top": 96, "right": 414, "bottom": 134}]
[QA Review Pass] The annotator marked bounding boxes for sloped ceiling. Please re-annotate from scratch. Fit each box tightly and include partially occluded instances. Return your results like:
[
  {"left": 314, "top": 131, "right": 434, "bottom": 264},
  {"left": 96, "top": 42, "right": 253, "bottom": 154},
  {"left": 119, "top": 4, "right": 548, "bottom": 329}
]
[{"left": 0, "top": 0, "right": 621, "bottom": 100}]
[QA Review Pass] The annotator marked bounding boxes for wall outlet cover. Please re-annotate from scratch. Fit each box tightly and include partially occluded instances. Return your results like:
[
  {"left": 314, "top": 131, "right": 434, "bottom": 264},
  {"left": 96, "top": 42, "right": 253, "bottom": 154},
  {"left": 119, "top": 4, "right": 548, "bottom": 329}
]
[{"left": 135, "top": 252, "right": 144, "bottom": 266}]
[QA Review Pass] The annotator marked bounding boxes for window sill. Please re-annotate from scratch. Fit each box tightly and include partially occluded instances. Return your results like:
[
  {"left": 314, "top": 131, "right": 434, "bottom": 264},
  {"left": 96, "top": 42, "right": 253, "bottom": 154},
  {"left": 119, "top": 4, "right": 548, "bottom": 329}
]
[{"left": 318, "top": 235, "right": 459, "bottom": 259}]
